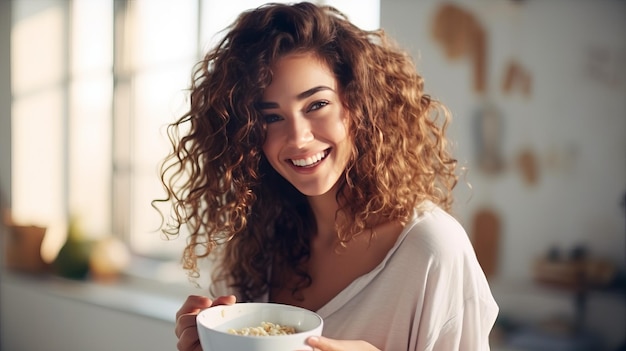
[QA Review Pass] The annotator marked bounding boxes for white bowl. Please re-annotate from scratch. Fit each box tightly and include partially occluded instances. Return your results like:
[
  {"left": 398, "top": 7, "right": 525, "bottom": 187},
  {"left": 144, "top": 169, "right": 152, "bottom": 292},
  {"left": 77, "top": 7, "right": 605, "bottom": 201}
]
[{"left": 196, "top": 302, "right": 323, "bottom": 351}]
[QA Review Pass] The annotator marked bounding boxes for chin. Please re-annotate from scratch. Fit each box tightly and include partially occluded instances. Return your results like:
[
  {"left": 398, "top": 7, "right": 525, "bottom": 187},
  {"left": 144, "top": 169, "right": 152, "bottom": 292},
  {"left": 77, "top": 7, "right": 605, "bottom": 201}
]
[{"left": 291, "top": 180, "right": 339, "bottom": 197}]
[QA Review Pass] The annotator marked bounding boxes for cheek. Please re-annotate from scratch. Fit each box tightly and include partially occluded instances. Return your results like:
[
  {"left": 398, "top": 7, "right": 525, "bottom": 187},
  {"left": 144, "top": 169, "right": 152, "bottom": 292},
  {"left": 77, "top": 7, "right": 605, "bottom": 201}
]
[
  {"left": 339, "top": 110, "right": 351, "bottom": 137},
  {"left": 336, "top": 118, "right": 354, "bottom": 161},
  {"left": 334, "top": 115, "right": 351, "bottom": 144}
]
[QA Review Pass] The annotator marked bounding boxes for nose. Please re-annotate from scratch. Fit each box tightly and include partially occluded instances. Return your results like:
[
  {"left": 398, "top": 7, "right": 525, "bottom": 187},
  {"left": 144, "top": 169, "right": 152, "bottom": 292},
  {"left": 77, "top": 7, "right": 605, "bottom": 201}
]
[{"left": 286, "top": 114, "right": 314, "bottom": 147}]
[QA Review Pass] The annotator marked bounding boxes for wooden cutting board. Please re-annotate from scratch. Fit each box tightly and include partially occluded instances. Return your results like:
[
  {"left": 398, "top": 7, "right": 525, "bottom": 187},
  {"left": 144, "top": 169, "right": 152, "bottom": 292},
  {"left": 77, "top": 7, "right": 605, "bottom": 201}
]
[{"left": 471, "top": 208, "right": 501, "bottom": 279}]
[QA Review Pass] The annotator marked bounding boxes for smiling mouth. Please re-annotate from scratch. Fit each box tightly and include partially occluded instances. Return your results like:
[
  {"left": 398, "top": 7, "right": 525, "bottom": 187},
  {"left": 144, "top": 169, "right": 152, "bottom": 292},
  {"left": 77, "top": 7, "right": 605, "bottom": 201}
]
[{"left": 290, "top": 149, "right": 330, "bottom": 167}]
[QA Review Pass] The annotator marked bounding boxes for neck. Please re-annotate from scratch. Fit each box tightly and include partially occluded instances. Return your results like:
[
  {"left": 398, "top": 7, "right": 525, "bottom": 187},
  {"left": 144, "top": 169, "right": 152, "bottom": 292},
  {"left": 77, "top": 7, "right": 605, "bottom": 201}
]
[{"left": 307, "top": 185, "right": 342, "bottom": 247}]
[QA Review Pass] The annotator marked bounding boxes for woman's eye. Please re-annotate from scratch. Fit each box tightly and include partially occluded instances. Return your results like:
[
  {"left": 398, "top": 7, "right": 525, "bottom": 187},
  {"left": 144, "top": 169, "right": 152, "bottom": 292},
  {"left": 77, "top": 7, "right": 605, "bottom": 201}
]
[
  {"left": 263, "top": 114, "right": 282, "bottom": 124},
  {"left": 308, "top": 100, "right": 329, "bottom": 112}
]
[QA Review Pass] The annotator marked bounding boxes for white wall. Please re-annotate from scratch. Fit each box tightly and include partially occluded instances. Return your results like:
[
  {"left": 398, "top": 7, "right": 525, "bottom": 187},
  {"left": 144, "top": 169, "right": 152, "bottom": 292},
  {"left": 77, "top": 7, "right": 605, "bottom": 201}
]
[{"left": 380, "top": 0, "right": 626, "bottom": 281}]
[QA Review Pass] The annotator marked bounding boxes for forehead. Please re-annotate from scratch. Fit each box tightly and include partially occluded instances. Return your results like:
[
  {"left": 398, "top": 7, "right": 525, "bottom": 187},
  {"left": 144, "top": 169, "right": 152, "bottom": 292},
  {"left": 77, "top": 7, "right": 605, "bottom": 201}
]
[{"left": 262, "top": 53, "right": 337, "bottom": 100}]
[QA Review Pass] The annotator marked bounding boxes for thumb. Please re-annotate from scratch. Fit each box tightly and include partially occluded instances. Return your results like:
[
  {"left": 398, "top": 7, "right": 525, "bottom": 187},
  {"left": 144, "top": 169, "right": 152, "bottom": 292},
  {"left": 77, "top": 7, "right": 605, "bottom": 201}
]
[
  {"left": 307, "top": 336, "right": 338, "bottom": 351},
  {"left": 306, "top": 336, "right": 380, "bottom": 351}
]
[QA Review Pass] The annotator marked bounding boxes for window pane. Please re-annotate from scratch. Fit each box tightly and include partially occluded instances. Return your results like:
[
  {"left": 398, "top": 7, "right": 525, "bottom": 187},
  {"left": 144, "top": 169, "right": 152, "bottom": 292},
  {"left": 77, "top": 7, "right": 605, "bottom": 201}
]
[
  {"left": 69, "top": 77, "right": 113, "bottom": 238},
  {"left": 12, "top": 90, "right": 65, "bottom": 225},
  {"left": 11, "top": 1, "right": 65, "bottom": 94},
  {"left": 68, "top": 0, "right": 114, "bottom": 239},
  {"left": 12, "top": 89, "right": 66, "bottom": 262},
  {"left": 131, "top": 0, "right": 198, "bottom": 69},
  {"left": 130, "top": 67, "right": 191, "bottom": 257},
  {"left": 133, "top": 68, "right": 190, "bottom": 170},
  {"left": 71, "top": 0, "right": 113, "bottom": 75}
]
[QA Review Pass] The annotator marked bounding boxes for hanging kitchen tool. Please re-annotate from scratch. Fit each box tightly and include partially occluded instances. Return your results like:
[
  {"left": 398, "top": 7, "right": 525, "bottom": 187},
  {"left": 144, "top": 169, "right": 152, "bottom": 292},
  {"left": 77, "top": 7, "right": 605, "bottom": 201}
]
[
  {"left": 499, "top": 3, "right": 540, "bottom": 186},
  {"left": 470, "top": 14, "right": 505, "bottom": 175},
  {"left": 432, "top": 4, "right": 505, "bottom": 175},
  {"left": 471, "top": 207, "right": 502, "bottom": 279},
  {"left": 502, "top": 60, "right": 532, "bottom": 98}
]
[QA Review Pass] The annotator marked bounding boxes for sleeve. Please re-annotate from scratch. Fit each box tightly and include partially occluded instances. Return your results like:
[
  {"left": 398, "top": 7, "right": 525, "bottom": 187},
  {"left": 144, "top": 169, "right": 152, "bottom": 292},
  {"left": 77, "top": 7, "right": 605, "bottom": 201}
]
[
  {"left": 412, "top": 209, "right": 499, "bottom": 351},
  {"left": 430, "top": 294, "right": 499, "bottom": 350}
]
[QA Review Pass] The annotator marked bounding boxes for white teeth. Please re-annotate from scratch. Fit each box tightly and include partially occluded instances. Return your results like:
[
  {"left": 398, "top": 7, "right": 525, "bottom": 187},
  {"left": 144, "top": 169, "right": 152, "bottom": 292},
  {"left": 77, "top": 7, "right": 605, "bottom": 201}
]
[{"left": 291, "top": 151, "right": 327, "bottom": 167}]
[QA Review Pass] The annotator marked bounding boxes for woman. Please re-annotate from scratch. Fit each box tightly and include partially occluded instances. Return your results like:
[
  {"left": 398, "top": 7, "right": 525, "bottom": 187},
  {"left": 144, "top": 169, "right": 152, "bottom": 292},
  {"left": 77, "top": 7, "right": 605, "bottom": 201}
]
[{"left": 157, "top": 2, "right": 498, "bottom": 350}]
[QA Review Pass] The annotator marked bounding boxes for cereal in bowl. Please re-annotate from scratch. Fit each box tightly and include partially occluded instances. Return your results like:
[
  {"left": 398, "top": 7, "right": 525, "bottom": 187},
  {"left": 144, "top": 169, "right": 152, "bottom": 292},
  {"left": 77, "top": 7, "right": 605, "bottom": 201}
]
[{"left": 228, "top": 322, "right": 296, "bottom": 336}]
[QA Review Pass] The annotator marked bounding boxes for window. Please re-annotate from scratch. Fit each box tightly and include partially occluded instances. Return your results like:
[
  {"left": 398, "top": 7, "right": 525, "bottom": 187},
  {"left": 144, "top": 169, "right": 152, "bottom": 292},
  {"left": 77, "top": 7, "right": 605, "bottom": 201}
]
[
  {"left": 11, "top": 0, "right": 380, "bottom": 271},
  {"left": 11, "top": 0, "right": 113, "bottom": 262}
]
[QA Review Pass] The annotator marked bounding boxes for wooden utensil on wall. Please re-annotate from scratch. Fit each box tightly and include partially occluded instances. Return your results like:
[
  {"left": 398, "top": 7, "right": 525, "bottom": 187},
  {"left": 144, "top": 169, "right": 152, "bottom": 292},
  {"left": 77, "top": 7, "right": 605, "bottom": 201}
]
[
  {"left": 471, "top": 208, "right": 501, "bottom": 279},
  {"left": 431, "top": 3, "right": 486, "bottom": 92}
]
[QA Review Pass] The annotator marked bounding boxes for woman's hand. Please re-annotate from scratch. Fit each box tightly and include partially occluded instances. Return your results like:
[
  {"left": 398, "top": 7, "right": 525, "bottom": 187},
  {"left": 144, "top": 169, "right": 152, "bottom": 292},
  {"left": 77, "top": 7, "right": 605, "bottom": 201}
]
[
  {"left": 175, "top": 295, "right": 236, "bottom": 351},
  {"left": 307, "top": 336, "right": 381, "bottom": 351}
]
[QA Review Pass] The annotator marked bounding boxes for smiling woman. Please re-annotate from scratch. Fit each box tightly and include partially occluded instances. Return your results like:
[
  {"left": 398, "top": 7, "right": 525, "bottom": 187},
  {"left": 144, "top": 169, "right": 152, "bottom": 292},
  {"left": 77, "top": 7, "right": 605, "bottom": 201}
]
[{"left": 156, "top": 2, "right": 497, "bottom": 351}]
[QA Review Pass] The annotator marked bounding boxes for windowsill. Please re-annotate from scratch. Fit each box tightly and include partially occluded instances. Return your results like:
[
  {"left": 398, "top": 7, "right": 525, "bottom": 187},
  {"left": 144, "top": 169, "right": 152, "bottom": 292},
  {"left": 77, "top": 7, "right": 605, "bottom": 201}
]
[{"left": 1, "top": 260, "right": 206, "bottom": 323}]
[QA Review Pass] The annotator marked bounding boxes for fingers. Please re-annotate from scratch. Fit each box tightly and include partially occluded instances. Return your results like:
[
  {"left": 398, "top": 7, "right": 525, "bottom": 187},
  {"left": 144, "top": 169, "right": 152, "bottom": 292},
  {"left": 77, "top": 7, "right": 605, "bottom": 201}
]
[
  {"left": 175, "top": 313, "right": 200, "bottom": 339},
  {"left": 175, "top": 295, "right": 212, "bottom": 338},
  {"left": 174, "top": 295, "right": 237, "bottom": 351},
  {"left": 175, "top": 295, "right": 212, "bottom": 322},
  {"left": 306, "top": 336, "right": 380, "bottom": 351},
  {"left": 307, "top": 336, "right": 338, "bottom": 351},
  {"left": 176, "top": 325, "right": 202, "bottom": 351},
  {"left": 212, "top": 294, "right": 237, "bottom": 306}
]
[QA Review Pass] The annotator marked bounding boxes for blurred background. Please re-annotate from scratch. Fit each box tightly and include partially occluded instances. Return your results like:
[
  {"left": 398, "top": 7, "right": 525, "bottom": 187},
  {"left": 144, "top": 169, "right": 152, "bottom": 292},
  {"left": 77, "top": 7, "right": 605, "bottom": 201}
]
[{"left": 1, "top": 0, "right": 624, "bottom": 350}]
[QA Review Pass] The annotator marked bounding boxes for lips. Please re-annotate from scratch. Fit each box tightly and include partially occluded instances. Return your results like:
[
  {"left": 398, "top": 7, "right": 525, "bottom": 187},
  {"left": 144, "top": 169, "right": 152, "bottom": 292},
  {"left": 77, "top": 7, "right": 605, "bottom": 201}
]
[{"left": 289, "top": 149, "right": 330, "bottom": 167}]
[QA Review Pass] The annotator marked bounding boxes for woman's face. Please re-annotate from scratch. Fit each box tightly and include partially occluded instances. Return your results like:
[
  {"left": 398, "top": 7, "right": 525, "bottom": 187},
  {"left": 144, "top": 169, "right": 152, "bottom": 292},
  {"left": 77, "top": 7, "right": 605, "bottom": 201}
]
[{"left": 260, "top": 52, "right": 351, "bottom": 197}]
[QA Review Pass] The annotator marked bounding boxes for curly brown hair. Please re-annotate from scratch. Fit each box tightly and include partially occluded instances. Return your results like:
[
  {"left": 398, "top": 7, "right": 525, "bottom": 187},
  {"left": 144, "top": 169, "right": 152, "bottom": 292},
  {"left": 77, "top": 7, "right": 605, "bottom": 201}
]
[{"left": 155, "top": 1, "right": 458, "bottom": 302}]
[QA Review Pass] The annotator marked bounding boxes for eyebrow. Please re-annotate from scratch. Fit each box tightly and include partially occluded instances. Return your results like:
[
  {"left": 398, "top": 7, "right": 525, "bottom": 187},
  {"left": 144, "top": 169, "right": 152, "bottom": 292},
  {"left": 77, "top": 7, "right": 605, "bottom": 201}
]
[{"left": 257, "top": 85, "right": 335, "bottom": 110}]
